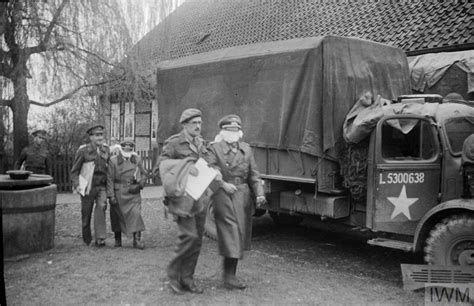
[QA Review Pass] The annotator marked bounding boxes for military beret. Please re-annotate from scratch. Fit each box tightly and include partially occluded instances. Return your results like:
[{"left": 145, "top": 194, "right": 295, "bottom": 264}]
[
  {"left": 120, "top": 139, "right": 135, "bottom": 147},
  {"left": 218, "top": 114, "right": 242, "bottom": 130},
  {"left": 179, "top": 108, "right": 202, "bottom": 124},
  {"left": 86, "top": 124, "right": 105, "bottom": 135},
  {"left": 32, "top": 129, "right": 47, "bottom": 138}
]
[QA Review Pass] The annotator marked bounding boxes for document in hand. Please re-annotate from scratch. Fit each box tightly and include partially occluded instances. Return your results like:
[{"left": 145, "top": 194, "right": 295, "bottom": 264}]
[
  {"left": 77, "top": 161, "right": 95, "bottom": 196},
  {"left": 185, "top": 158, "right": 217, "bottom": 200}
]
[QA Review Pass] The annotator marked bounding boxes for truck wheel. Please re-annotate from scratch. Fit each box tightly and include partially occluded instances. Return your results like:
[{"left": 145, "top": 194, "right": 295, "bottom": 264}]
[
  {"left": 204, "top": 198, "right": 217, "bottom": 240},
  {"left": 424, "top": 214, "right": 474, "bottom": 266},
  {"left": 269, "top": 211, "right": 303, "bottom": 226}
]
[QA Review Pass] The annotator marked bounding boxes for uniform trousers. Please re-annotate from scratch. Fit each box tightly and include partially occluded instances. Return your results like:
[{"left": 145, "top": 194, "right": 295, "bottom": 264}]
[
  {"left": 80, "top": 185, "right": 107, "bottom": 244},
  {"left": 167, "top": 208, "right": 206, "bottom": 285}
]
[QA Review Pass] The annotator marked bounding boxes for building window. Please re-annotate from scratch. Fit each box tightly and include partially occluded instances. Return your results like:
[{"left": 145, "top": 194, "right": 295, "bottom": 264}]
[
  {"left": 151, "top": 99, "right": 158, "bottom": 144},
  {"left": 110, "top": 103, "right": 120, "bottom": 140},
  {"left": 124, "top": 101, "right": 135, "bottom": 140}
]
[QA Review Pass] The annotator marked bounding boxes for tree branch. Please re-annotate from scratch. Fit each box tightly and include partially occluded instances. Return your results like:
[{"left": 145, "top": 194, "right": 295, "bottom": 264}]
[
  {"left": 0, "top": 63, "right": 13, "bottom": 78},
  {"left": 26, "top": 0, "right": 70, "bottom": 56},
  {"left": 29, "top": 78, "right": 121, "bottom": 107},
  {"left": 43, "top": 0, "right": 69, "bottom": 46},
  {"left": 0, "top": 99, "right": 13, "bottom": 108}
]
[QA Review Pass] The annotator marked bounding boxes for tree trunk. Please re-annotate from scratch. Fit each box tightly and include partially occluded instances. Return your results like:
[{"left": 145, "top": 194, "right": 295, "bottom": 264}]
[{"left": 11, "top": 74, "right": 30, "bottom": 158}]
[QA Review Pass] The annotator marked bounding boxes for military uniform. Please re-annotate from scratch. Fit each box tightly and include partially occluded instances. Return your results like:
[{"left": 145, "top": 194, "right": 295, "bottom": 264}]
[
  {"left": 158, "top": 130, "right": 210, "bottom": 291},
  {"left": 107, "top": 150, "right": 147, "bottom": 248},
  {"left": 156, "top": 108, "right": 211, "bottom": 294},
  {"left": 15, "top": 130, "right": 50, "bottom": 174},
  {"left": 16, "top": 145, "right": 50, "bottom": 174},
  {"left": 71, "top": 135, "right": 110, "bottom": 246},
  {"left": 208, "top": 140, "right": 264, "bottom": 258},
  {"left": 208, "top": 114, "right": 265, "bottom": 290}
]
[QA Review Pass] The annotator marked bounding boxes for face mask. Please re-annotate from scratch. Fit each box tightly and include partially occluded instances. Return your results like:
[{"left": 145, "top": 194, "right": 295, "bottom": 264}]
[
  {"left": 120, "top": 147, "right": 133, "bottom": 158},
  {"left": 219, "top": 130, "right": 243, "bottom": 143}
]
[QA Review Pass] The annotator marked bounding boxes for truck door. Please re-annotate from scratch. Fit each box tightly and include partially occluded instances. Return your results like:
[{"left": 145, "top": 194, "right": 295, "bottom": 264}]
[{"left": 369, "top": 115, "right": 440, "bottom": 236}]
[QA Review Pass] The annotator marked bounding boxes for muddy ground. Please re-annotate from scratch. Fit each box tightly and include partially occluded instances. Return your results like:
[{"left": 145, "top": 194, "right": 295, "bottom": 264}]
[{"left": 4, "top": 196, "right": 425, "bottom": 305}]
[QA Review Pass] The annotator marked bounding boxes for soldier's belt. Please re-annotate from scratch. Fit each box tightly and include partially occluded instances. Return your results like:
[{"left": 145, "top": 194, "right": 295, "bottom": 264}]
[
  {"left": 225, "top": 177, "right": 247, "bottom": 185},
  {"left": 114, "top": 179, "right": 134, "bottom": 185}
]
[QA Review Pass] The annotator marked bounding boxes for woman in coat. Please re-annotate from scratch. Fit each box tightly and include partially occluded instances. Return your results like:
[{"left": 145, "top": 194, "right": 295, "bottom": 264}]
[
  {"left": 107, "top": 140, "right": 147, "bottom": 249},
  {"left": 207, "top": 114, "right": 266, "bottom": 290}
]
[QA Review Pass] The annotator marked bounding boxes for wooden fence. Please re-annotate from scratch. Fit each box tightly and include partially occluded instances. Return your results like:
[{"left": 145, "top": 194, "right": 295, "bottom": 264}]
[{"left": 50, "top": 149, "right": 159, "bottom": 192}]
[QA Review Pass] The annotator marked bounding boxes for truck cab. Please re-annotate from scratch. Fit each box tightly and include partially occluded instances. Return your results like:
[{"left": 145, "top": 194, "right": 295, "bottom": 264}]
[{"left": 365, "top": 96, "right": 474, "bottom": 265}]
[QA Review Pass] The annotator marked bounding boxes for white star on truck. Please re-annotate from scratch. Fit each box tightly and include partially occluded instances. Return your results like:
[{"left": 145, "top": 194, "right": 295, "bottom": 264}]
[{"left": 387, "top": 185, "right": 418, "bottom": 220}]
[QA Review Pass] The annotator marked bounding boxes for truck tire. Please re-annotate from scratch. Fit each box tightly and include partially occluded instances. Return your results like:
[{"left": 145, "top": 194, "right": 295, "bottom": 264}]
[
  {"left": 204, "top": 198, "right": 217, "bottom": 240},
  {"left": 424, "top": 214, "right": 474, "bottom": 266},
  {"left": 269, "top": 211, "right": 303, "bottom": 226}
]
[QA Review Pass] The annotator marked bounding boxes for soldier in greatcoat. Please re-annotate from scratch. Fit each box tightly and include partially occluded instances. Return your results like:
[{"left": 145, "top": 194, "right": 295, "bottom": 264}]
[
  {"left": 15, "top": 129, "right": 50, "bottom": 174},
  {"left": 107, "top": 140, "right": 147, "bottom": 249},
  {"left": 70, "top": 124, "right": 110, "bottom": 247},
  {"left": 207, "top": 114, "right": 266, "bottom": 290}
]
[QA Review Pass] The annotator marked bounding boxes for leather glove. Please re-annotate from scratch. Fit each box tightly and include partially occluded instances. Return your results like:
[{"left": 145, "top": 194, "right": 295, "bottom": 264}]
[
  {"left": 256, "top": 196, "right": 267, "bottom": 208},
  {"left": 128, "top": 184, "right": 142, "bottom": 194},
  {"left": 189, "top": 165, "right": 199, "bottom": 177},
  {"left": 222, "top": 182, "right": 237, "bottom": 194},
  {"left": 108, "top": 197, "right": 118, "bottom": 206}
]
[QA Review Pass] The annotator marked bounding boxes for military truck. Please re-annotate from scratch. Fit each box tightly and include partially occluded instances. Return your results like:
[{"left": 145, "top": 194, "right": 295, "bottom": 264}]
[{"left": 155, "top": 36, "right": 474, "bottom": 266}]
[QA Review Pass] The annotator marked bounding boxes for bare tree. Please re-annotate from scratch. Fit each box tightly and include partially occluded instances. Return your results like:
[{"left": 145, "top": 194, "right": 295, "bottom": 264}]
[{"left": 0, "top": 0, "right": 149, "bottom": 158}]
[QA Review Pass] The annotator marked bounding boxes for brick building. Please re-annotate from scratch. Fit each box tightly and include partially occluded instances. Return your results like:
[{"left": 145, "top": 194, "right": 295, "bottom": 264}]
[{"left": 100, "top": 0, "right": 473, "bottom": 152}]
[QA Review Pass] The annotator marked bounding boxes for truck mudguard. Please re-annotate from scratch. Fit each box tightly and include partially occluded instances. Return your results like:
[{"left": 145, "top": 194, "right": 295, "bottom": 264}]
[{"left": 413, "top": 198, "right": 474, "bottom": 252}]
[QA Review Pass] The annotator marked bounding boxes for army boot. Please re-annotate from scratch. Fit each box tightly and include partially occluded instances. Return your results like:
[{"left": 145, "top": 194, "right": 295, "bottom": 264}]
[
  {"left": 223, "top": 257, "right": 246, "bottom": 290},
  {"left": 133, "top": 232, "right": 145, "bottom": 250},
  {"left": 114, "top": 232, "right": 122, "bottom": 247}
]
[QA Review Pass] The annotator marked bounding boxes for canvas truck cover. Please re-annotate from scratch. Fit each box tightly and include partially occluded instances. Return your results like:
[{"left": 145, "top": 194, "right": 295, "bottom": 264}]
[{"left": 156, "top": 36, "right": 410, "bottom": 159}]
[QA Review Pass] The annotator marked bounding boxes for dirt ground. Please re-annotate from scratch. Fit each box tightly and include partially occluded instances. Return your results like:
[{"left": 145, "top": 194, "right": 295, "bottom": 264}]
[{"left": 4, "top": 195, "right": 425, "bottom": 305}]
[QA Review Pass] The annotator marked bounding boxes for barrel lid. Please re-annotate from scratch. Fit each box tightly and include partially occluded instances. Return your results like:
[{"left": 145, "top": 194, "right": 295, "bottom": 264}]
[{"left": 0, "top": 174, "right": 53, "bottom": 188}]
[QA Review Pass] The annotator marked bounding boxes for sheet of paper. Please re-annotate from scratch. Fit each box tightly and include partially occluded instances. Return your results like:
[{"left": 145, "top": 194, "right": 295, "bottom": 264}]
[
  {"left": 77, "top": 175, "right": 88, "bottom": 196},
  {"left": 185, "top": 158, "right": 217, "bottom": 200},
  {"left": 79, "top": 161, "right": 95, "bottom": 196}
]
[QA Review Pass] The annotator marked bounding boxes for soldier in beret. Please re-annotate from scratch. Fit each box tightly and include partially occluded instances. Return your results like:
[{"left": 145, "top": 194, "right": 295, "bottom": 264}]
[
  {"left": 107, "top": 140, "right": 147, "bottom": 249},
  {"left": 208, "top": 114, "right": 266, "bottom": 290},
  {"left": 15, "top": 129, "right": 50, "bottom": 174},
  {"left": 156, "top": 108, "right": 210, "bottom": 295},
  {"left": 70, "top": 124, "right": 110, "bottom": 247}
]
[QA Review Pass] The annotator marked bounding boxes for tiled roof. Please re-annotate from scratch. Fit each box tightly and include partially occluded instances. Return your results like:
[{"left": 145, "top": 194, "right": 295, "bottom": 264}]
[{"left": 108, "top": 0, "right": 473, "bottom": 87}]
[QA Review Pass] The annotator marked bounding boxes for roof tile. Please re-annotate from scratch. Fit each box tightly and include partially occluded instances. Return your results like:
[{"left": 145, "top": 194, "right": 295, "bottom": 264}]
[{"left": 117, "top": 0, "right": 472, "bottom": 81}]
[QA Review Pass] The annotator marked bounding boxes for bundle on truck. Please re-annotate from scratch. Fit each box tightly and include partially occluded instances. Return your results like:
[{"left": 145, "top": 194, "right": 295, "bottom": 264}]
[{"left": 156, "top": 36, "right": 474, "bottom": 266}]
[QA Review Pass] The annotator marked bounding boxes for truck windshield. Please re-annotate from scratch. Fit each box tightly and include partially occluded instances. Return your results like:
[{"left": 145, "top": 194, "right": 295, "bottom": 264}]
[
  {"left": 381, "top": 119, "right": 437, "bottom": 161},
  {"left": 443, "top": 116, "right": 474, "bottom": 155}
]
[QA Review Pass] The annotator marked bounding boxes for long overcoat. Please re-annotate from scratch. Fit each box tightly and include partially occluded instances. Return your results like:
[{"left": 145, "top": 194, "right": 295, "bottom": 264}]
[
  {"left": 107, "top": 153, "right": 147, "bottom": 235},
  {"left": 208, "top": 140, "right": 264, "bottom": 259}
]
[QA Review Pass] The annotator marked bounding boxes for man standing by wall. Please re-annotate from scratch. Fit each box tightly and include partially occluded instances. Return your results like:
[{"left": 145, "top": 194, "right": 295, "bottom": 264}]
[
  {"left": 15, "top": 129, "right": 50, "bottom": 174},
  {"left": 156, "top": 108, "right": 209, "bottom": 295},
  {"left": 71, "top": 124, "right": 110, "bottom": 247}
]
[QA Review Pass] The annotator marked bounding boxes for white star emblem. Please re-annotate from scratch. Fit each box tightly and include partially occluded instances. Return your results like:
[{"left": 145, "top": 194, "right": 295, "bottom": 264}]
[{"left": 387, "top": 185, "right": 418, "bottom": 220}]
